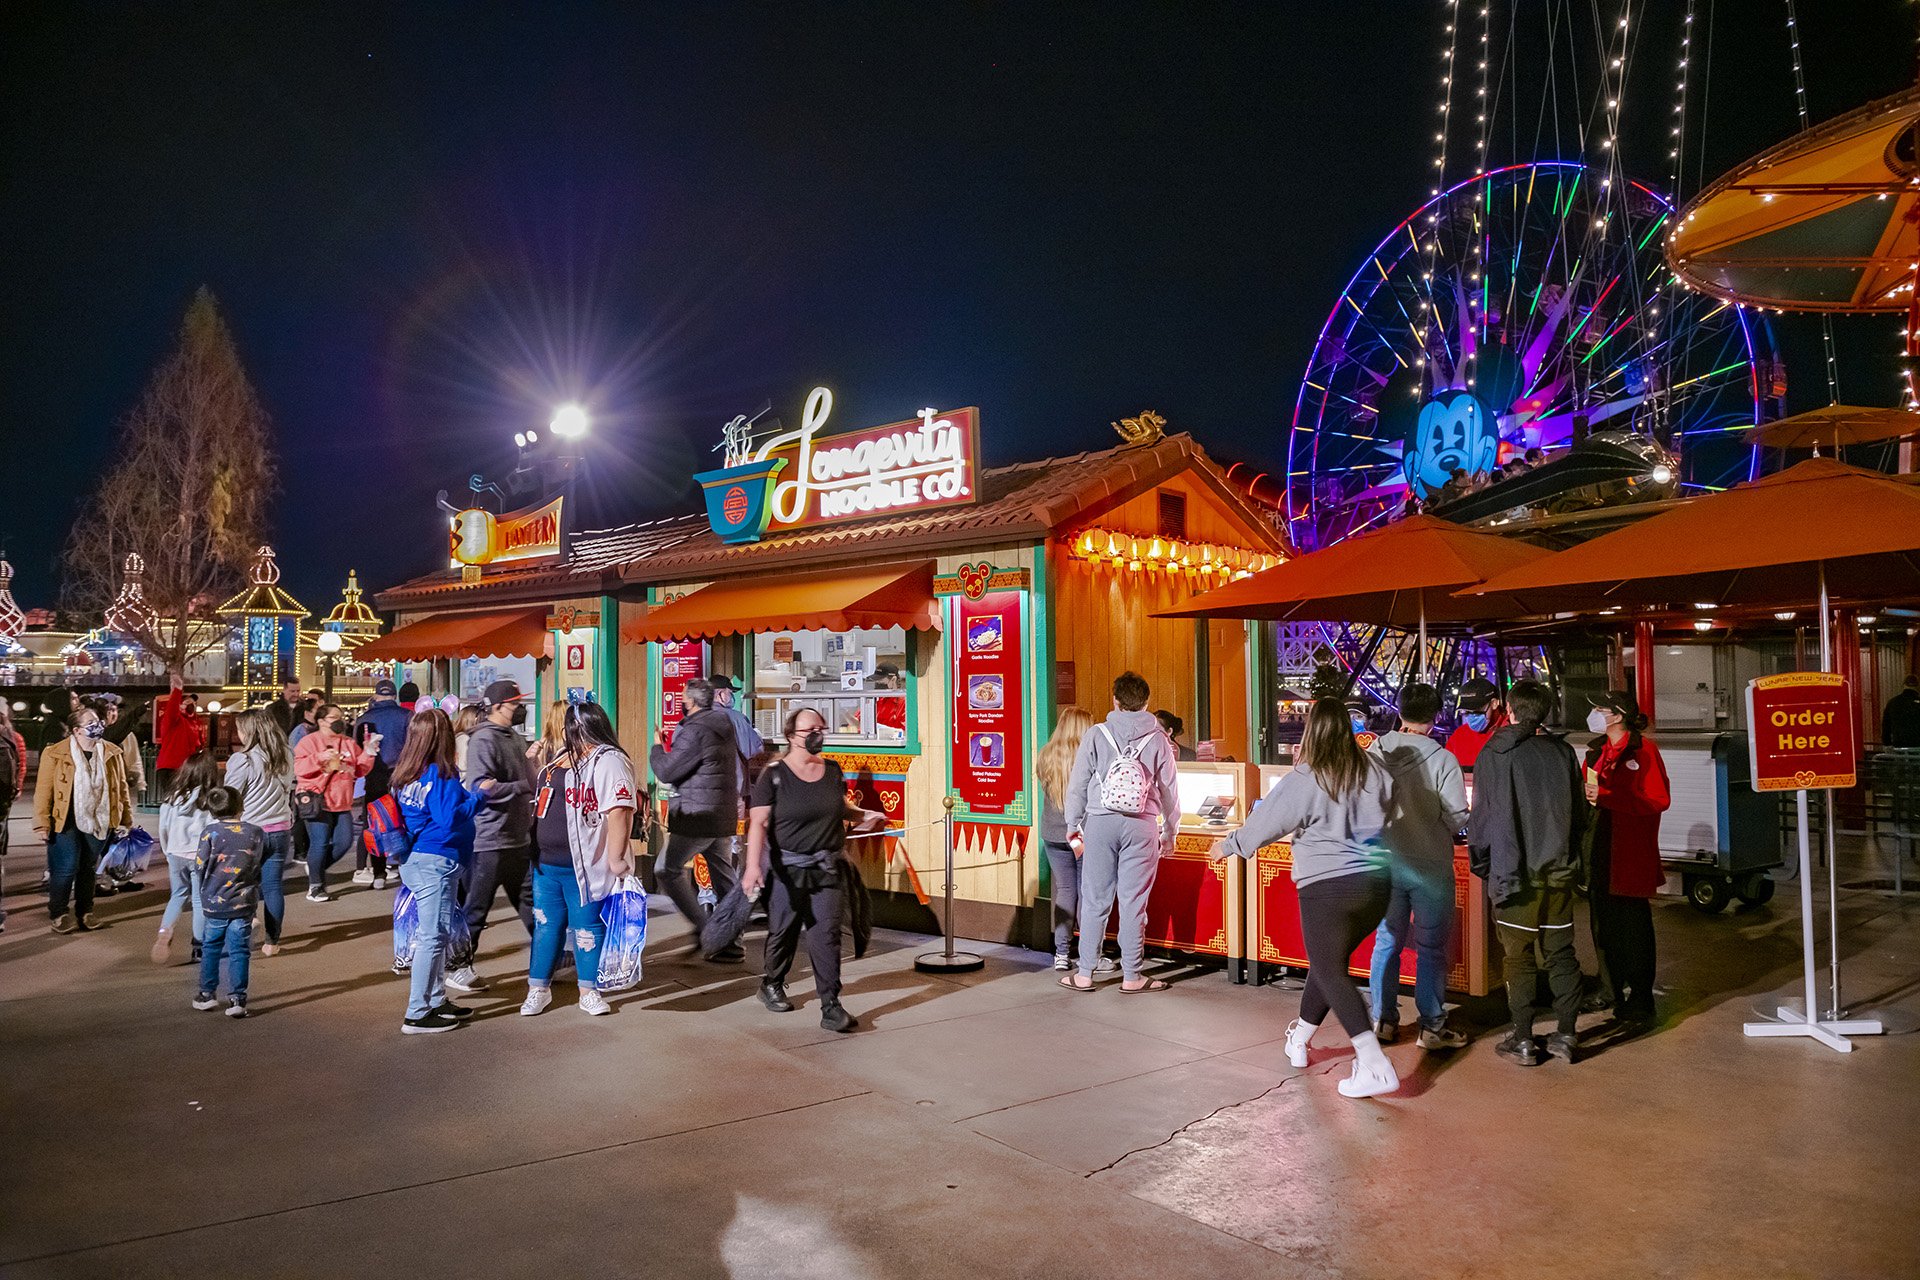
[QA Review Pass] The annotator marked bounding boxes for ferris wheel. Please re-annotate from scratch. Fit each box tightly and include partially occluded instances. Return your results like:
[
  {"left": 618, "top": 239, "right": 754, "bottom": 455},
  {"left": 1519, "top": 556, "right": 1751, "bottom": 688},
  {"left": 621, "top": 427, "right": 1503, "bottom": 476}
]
[{"left": 1286, "top": 161, "right": 1779, "bottom": 552}]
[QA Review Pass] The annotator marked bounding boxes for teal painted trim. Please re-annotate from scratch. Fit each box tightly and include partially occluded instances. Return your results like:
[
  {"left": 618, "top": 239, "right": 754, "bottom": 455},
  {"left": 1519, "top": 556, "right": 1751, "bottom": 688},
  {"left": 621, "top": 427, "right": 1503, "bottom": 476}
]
[
  {"left": 1032, "top": 540, "right": 1055, "bottom": 894},
  {"left": 1246, "top": 620, "right": 1268, "bottom": 764},
  {"left": 596, "top": 594, "right": 620, "bottom": 723}
]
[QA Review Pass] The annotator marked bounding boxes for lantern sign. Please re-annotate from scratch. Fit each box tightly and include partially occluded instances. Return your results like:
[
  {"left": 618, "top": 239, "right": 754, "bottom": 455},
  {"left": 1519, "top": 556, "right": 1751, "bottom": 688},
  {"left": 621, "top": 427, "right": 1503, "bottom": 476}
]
[
  {"left": 1745, "top": 672, "right": 1856, "bottom": 792},
  {"left": 449, "top": 496, "right": 565, "bottom": 567}
]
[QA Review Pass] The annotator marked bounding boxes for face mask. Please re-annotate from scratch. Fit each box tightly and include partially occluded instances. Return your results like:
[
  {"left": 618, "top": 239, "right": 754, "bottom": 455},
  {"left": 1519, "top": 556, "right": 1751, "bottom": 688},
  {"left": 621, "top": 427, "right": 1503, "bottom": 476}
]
[
  {"left": 1587, "top": 708, "right": 1611, "bottom": 734},
  {"left": 1463, "top": 712, "right": 1489, "bottom": 733},
  {"left": 510, "top": 703, "right": 528, "bottom": 727},
  {"left": 82, "top": 721, "right": 105, "bottom": 740},
  {"left": 801, "top": 729, "right": 826, "bottom": 754},
  {"left": 325, "top": 719, "right": 344, "bottom": 736}
]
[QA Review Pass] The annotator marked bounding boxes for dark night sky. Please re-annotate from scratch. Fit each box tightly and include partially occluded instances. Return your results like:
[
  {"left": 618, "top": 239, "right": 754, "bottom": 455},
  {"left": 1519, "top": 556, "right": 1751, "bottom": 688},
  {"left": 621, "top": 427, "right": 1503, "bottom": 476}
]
[{"left": 1, "top": 1, "right": 1910, "bottom": 613}]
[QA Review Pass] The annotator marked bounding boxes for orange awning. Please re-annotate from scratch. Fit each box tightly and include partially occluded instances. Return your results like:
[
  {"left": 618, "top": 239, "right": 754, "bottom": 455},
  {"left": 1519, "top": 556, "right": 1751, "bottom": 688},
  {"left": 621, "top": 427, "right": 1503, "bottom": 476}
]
[
  {"left": 353, "top": 608, "right": 548, "bottom": 663},
  {"left": 624, "top": 563, "right": 940, "bottom": 644}
]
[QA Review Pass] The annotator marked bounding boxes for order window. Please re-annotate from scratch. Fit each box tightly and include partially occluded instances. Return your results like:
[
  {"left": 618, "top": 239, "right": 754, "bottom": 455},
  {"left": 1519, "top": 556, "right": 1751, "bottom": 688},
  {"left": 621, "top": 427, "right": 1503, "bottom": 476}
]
[{"left": 752, "top": 626, "right": 908, "bottom": 746}]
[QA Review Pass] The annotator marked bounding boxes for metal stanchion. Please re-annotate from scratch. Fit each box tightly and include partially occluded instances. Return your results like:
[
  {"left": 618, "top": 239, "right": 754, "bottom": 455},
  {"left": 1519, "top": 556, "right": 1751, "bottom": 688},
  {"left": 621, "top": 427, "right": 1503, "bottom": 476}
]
[{"left": 915, "top": 796, "right": 984, "bottom": 974}]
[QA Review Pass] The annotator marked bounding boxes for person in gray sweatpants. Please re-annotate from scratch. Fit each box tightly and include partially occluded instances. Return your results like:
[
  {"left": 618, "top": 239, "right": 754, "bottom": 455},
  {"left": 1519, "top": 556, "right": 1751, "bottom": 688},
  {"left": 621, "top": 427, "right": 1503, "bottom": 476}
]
[{"left": 1062, "top": 672, "right": 1181, "bottom": 993}]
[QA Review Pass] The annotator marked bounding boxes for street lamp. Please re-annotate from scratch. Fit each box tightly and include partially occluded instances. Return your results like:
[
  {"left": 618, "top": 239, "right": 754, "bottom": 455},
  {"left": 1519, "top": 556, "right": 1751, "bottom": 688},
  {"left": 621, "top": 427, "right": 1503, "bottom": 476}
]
[
  {"left": 316, "top": 630, "right": 343, "bottom": 701},
  {"left": 549, "top": 403, "right": 589, "bottom": 440}
]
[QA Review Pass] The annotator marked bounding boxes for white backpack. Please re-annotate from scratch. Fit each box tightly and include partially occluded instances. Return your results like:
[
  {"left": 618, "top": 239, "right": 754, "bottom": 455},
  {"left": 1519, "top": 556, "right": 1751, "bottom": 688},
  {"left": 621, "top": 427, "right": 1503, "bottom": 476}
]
[{"left": 1095, "top": 723, "right": 1152, "bottom": 815}]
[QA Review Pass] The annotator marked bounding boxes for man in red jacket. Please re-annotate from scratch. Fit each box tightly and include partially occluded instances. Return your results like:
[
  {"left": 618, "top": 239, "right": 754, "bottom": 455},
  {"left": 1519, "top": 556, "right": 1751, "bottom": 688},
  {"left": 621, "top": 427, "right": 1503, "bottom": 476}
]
[
  {"left": 1446, "top": 677, "right": 1508, "bottom": 772},
  {"left": 154, "top": 675, "right": 206, "bottom": 796}
]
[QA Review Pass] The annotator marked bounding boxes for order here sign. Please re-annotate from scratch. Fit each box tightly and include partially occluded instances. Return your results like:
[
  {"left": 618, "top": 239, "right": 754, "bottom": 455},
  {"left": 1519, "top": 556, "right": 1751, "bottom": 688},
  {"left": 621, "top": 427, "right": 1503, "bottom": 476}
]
[{"left": 1745, "top": 672, "right": 1856, "bottom": 792}]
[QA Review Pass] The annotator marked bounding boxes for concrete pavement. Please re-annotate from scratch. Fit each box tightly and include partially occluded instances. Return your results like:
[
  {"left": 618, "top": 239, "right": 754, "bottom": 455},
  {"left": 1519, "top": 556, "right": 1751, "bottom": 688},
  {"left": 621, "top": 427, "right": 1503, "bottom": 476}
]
[{"left": 2, "top": 806, "right": 1916, "bottom": 1279}]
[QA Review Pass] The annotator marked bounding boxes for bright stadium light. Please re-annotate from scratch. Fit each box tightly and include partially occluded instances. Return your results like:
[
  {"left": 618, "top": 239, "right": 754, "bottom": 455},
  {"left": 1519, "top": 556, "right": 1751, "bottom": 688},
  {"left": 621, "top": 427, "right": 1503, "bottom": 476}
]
[{"left": 550, "top": 404, "right": 589, "bottom": 440}]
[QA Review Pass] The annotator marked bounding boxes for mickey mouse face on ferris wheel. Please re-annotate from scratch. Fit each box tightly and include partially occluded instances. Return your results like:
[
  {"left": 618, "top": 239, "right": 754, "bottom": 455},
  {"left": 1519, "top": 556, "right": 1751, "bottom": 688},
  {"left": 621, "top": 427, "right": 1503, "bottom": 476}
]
[{"left": 1405, "top": 391, "right": 1499, "bottom": 499}]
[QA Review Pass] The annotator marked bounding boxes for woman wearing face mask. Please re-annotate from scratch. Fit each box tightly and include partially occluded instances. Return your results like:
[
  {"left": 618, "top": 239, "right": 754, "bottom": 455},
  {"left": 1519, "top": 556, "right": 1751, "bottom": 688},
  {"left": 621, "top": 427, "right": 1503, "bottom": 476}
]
[
  {"left": 742, "top": 707, "right": 885, "bottom": 1033},
  {"left": 1582, "top": 691, "right": 1670, "bottom": 1030},
  {"left": 293, "top": 704, "right": 378, "bottom": 903},
  {"left": 33, "top": 705, "right": 134, "bottom": 933}
]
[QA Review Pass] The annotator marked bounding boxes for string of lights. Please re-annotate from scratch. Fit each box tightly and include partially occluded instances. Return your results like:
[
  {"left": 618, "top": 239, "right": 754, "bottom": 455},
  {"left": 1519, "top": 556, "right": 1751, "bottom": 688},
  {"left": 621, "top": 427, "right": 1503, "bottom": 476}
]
[{"left": 1782, "top": 0, "right": 1841, "bottom": 403}]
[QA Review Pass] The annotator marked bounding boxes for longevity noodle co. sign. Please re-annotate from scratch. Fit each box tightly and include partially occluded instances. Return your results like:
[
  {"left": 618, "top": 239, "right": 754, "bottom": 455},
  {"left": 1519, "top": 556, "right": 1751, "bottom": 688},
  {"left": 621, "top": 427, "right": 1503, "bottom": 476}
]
[{"left": 696, "top": 387, "right": 981, "bottom": 544}]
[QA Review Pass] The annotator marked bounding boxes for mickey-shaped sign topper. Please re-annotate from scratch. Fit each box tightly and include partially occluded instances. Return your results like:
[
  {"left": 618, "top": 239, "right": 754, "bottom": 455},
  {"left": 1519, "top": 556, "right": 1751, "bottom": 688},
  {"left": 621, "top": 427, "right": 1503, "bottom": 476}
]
[{"left": 956, "top": 561, "right": 993, "bottom": 601}]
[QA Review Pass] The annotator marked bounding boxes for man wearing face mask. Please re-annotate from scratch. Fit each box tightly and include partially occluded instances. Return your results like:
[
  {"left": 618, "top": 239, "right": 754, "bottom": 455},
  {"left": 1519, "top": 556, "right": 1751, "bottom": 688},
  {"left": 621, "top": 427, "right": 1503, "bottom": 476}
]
[
  {"left": 1445, "top": 677, "right": 1506, "bottom": 773},
  {"left": 447, "top": 679, "right": 538, "bottom": 994},
  {"left": 648, "top": 677, "right": 744, "bottom": 962}
]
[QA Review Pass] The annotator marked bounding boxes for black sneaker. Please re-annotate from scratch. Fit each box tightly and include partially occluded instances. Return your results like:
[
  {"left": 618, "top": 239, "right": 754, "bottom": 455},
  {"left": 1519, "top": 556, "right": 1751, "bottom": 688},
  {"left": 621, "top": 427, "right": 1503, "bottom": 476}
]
[
  {"left": 191, "top": 992, "right": 220, "bottom": 1011},
  {"left": 1418, "top": 1022, "right": 1469, "bottom": 1051},
  {"left": 758, "top": 982, "right": 794, "bottom": 1013},
  {"left": 226, "top": 999, "right": 250, "bottom": 1019},
  {"left": 819, "top": 1001, "right": 858, "bottom": 1033},
  {"left": 1372, "top": 1018, "right": 1399, "bottom": 1045},
  {"left": 1495, "top": 1032, "right": 1542, "bottom": 1067},
  {"left": 402, "top": 1010, "right": 461, "bottom": 1035},
  {"left": 1544, "top": 1031, "right": 1578, "bottom": 1065},
  {"left": 704, "top": 944, "right": 746, "bottom": 965},
  {"left": 432, "top": 1001, "right": 474, "bottom": 1020}
]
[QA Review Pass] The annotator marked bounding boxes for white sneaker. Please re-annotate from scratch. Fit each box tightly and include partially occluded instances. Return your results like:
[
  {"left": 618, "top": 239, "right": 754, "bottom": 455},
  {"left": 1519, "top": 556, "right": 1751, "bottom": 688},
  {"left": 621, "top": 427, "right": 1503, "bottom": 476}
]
[
  {"left": 351, "top": 868, "right": 374, "bottom": 886},
  {"left": 1092, "top": 957, "right": 1119, "bottom": 974},
  {"left": 519, "top": 986, "right": 552, "bottom": 1017},
  {"left": 445, "top": 966, "right": 488, "bottom": 993},
  {"left": 305, "top": 889, "right": 331, "bottom": 903},
  {"left": 1052, "top": 954, "right": 1071, "bottom": 971},
  {"left": 578, "top": 988, "right": 611, "bottom": 1016},
  {"left": 371, "top": 875, "right": 388, "bottom": 890},
  {"left": 1283, "top": 1018, "right": 1316, "bottom": 1069},
  {"left": 1337, "top": 1060, "right": 1400, "bottom": 1099}
]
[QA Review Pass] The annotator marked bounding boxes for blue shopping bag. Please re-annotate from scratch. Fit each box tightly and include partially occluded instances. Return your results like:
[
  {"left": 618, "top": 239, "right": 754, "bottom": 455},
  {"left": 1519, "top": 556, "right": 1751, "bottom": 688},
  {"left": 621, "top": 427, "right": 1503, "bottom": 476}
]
[
  {"left": 102, "top": 827, "right": 157, "bottom": 876},
  {"left": 597, "top": 875, "right": 648, "bottom": 992},
  {"left": 392, "top": 885, "right": 418, "bottom": 972}
]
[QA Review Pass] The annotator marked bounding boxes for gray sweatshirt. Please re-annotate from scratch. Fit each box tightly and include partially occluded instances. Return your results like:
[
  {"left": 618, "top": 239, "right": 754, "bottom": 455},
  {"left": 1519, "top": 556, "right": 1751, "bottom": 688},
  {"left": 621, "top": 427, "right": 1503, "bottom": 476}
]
[
  {"left": 1371, "top": 729, "right": 1471, "bottom": 867},
  {"left": 1064, "top": 708, "right": 1181, "bottom": 846},
  {"left": 1217, "top": 757, "right": 1392, "bottom": 888}
]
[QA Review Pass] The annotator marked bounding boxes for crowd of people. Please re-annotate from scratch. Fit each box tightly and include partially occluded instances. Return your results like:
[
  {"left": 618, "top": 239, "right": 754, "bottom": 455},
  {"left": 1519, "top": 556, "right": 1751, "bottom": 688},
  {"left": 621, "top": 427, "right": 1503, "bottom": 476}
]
[{"left": 1032, "top": 668, "right": 1670, "bottom": 1100}]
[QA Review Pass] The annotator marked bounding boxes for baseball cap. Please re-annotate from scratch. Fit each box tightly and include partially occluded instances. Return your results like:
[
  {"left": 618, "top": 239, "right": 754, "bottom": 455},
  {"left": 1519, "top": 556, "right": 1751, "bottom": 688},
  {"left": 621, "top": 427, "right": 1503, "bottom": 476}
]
[
  {"left": 374, "top": 678, "right": 397, "bottom": 697},
  {"left": 1457, "top": 677, "right": 1497, "bottom": 711},
  {"left": 482, "top": 679, "right": 525, "bottom": 708},
  {"left": 1589, "top": 689, "right": 1641, "bottom": 721}
]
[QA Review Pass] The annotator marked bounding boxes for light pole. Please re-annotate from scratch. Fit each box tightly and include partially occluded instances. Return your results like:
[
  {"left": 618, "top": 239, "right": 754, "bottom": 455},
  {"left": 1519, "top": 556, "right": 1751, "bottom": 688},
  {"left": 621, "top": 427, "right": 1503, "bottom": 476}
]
[{"left": 317, "top": 630, "right": 343, "bottom": 702}]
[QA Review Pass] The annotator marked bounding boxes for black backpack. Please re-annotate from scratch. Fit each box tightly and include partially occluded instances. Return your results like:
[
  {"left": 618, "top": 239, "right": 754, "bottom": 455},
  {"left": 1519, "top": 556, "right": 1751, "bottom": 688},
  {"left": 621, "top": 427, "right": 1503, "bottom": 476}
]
[{"left": 0, "top": 732, "right": 19, "bottom": 809}]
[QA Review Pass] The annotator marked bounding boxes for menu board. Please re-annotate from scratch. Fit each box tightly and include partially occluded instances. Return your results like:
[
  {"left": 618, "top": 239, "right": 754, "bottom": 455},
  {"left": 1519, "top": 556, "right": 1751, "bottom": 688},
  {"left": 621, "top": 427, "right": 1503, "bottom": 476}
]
[
  {"left": 658, "top": 639, "right": 708, "bottom": 749},
  {"left": 949, "top": 590, "right": 1024, "bottom": 814}
]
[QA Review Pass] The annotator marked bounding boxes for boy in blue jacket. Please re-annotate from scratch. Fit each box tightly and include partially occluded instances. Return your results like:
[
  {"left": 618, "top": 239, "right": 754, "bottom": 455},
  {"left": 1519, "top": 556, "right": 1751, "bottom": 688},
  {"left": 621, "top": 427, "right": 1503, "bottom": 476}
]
[{"left": 192, "top": 787, "right": 265, "bottom": 1018}]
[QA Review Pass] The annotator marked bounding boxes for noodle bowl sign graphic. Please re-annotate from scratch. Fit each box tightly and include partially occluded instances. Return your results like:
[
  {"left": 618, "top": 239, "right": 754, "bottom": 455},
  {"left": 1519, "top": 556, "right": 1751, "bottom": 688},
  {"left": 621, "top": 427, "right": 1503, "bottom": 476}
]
[{"left": 695, "top": 388, "right": 980, "bottom": 543}]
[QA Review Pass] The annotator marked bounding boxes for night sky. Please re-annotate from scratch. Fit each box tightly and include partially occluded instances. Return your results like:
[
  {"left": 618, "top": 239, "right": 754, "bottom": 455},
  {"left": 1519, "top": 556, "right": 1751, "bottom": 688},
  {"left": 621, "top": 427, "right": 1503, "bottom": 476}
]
[{"left": 2, "top": 1, "right": 1909, "bottom": 613}]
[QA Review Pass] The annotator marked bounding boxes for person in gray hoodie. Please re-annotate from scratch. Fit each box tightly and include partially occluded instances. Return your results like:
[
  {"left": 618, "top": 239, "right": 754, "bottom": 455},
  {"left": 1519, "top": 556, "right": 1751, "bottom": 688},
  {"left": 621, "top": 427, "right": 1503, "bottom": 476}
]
[
  {"left": 447, "top": 679, "right": 537, "bottom": 994},
  {"left": 1215, "top": 697, "right": 1400, "bottom": 1099},
  {"left": 1367, "top": 683, "right": 1471, "bottom": 1050},
  {"left": 1061, "top": 672, "right": 1180, "bottom": 994}
]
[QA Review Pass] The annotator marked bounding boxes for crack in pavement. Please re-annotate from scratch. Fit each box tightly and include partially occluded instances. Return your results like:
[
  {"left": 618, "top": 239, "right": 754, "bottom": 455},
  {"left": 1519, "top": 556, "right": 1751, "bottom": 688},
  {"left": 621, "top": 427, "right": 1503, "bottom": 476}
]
[{"left": 1081, "top": 1061, "right": 1342, "bottom": 1178}]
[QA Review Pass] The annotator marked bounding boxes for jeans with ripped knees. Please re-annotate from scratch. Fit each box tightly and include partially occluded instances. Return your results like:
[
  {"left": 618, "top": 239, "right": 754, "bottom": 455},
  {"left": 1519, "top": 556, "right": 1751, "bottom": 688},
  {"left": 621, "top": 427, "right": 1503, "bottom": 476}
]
[{"left": 528, "top": 860, "right": 603, "bottom": 988}]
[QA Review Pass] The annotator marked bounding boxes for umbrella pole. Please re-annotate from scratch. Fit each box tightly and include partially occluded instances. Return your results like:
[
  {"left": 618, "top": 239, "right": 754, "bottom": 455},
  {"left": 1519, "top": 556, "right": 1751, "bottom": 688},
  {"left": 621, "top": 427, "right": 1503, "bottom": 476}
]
[
  {"left": 1820, "top": 562, "right": 1842, "bottom": 1019},
  {"left": 1417, "top": 590, "right": 1428, "bottom": 681}
]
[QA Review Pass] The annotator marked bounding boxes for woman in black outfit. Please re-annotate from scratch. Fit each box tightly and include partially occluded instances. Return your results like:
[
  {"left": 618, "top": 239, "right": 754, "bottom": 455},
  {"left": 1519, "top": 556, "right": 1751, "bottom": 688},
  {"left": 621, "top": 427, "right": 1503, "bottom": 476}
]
[{"left": 741, "top": 707, "right": 884, "bottom": 1033}]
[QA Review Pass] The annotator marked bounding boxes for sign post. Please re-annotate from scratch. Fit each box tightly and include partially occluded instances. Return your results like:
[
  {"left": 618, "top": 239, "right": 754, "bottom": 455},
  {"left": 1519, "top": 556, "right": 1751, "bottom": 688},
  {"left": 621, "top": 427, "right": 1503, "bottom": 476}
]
[{"left": 1740, "top": 672, "right": 1884, "bottom": 1052}]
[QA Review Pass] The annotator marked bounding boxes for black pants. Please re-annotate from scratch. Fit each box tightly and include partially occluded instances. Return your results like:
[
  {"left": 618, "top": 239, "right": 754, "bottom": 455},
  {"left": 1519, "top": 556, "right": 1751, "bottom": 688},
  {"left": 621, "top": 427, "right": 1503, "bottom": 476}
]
[
  {"left": 763, "top": 866, "right": 844, "bottom": 1003},
  {"left": 451, "top": 842, "right": 534, "bottom": 967},
  {"left": 1496, "top": 884, "right": 1582, "bottom": 1036},
  {"left": 1591, "top": 889, "right": 1656, "bottom": 1018},
  {"left": 1297, "top": 870, "right": 1392, "bottom": 1037}
]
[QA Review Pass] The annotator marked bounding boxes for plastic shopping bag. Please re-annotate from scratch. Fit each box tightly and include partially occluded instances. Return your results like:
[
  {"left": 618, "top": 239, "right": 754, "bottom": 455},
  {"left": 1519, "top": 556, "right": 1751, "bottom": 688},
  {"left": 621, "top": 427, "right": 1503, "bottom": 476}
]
[
  {"left": 392, "top": 885, "right": 418, "bottom": 973},
  {"left": 102, "top": 827, "right": 157, "bottom": 876},
  {"left": 597, "top": 875, "right": 648, "bottom": 993}
]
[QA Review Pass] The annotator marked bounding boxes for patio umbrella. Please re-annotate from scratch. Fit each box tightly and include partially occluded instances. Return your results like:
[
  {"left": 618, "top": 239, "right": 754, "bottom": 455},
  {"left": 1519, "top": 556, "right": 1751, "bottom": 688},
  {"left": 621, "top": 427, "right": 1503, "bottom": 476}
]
[
  {"left": 1154, "top": 514, "right": 1555, "bottom": 674},
  {"left": 1666, "top": 83, "right": 1920, "bottom": 317},
  {"left": 1461, "top": 458, "right": 1920, "bottom": 613},
  {"left": 1752, "top": 404, "right": 1920, "bottom": 454}
]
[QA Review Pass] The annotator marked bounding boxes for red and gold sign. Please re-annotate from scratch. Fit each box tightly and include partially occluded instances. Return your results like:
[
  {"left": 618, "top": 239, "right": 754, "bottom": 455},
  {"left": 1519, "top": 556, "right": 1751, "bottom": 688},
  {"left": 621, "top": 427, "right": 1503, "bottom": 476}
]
[
  {"left": 1746, "top": 672, "right": 1857, "bottom": 792},
  {"left": 450, "top": 496, "right": 565, "bottom": 567},
  {"left": 759, "top": 388, "right": 981, "bottom": 534},
  {"left": 657, "top": 639, "right": 707, "bottom": 749}
]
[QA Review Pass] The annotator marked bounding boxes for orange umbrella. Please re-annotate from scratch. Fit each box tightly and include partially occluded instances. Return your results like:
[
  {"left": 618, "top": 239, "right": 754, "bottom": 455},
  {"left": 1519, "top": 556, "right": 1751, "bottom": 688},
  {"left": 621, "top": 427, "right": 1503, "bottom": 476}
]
[
  {"left": 1752, "top": 404, "right": 1920, "bottom": 453},
  {"left": 1463, "top": 458, "right": 1920, "bottom": 613},
  {"left": 1155, "top": 515, "right": 1554, "bottom": 673}
]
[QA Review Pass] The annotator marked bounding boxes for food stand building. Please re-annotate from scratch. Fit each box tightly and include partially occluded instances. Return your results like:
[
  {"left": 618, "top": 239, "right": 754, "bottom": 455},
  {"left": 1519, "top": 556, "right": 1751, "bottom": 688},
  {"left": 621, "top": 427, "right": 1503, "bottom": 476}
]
[{"left": 374, "top": 402, "right": 1290, "bottom": 950}]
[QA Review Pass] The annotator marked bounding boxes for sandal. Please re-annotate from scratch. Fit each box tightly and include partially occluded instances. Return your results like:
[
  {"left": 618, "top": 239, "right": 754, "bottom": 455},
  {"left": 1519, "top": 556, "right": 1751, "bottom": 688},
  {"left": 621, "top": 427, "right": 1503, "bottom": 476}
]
[
  {"left": 1119, "top": 978, "right": 1171, "bottom": 994},
  {"left": 1057, "top": 975, "right": 1096, "bottom": 993}
]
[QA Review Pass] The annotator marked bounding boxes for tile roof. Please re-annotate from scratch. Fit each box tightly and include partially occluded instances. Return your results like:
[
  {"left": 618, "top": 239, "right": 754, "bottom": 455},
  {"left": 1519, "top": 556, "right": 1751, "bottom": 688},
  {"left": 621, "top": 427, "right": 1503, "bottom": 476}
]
[{"left": 375, "top": 433, "right": 1287, "bottom": 607}]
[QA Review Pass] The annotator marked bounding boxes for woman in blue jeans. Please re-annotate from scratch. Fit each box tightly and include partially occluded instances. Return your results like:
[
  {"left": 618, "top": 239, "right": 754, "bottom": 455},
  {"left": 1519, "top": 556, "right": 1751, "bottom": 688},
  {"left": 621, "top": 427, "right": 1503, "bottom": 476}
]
[
  {"left": 392, "top": 708, "right": 495, "bottom": 1035},
  {"left": 521, "top": 701, "right": 634, "bottom": 1018}
]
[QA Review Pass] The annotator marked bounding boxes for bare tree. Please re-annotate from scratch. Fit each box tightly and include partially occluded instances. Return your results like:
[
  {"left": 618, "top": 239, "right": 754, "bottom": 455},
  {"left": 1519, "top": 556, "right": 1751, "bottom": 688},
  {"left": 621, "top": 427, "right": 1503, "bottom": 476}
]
[{"left": 64, "top": 288, "right": 279, "bottom": 675}]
